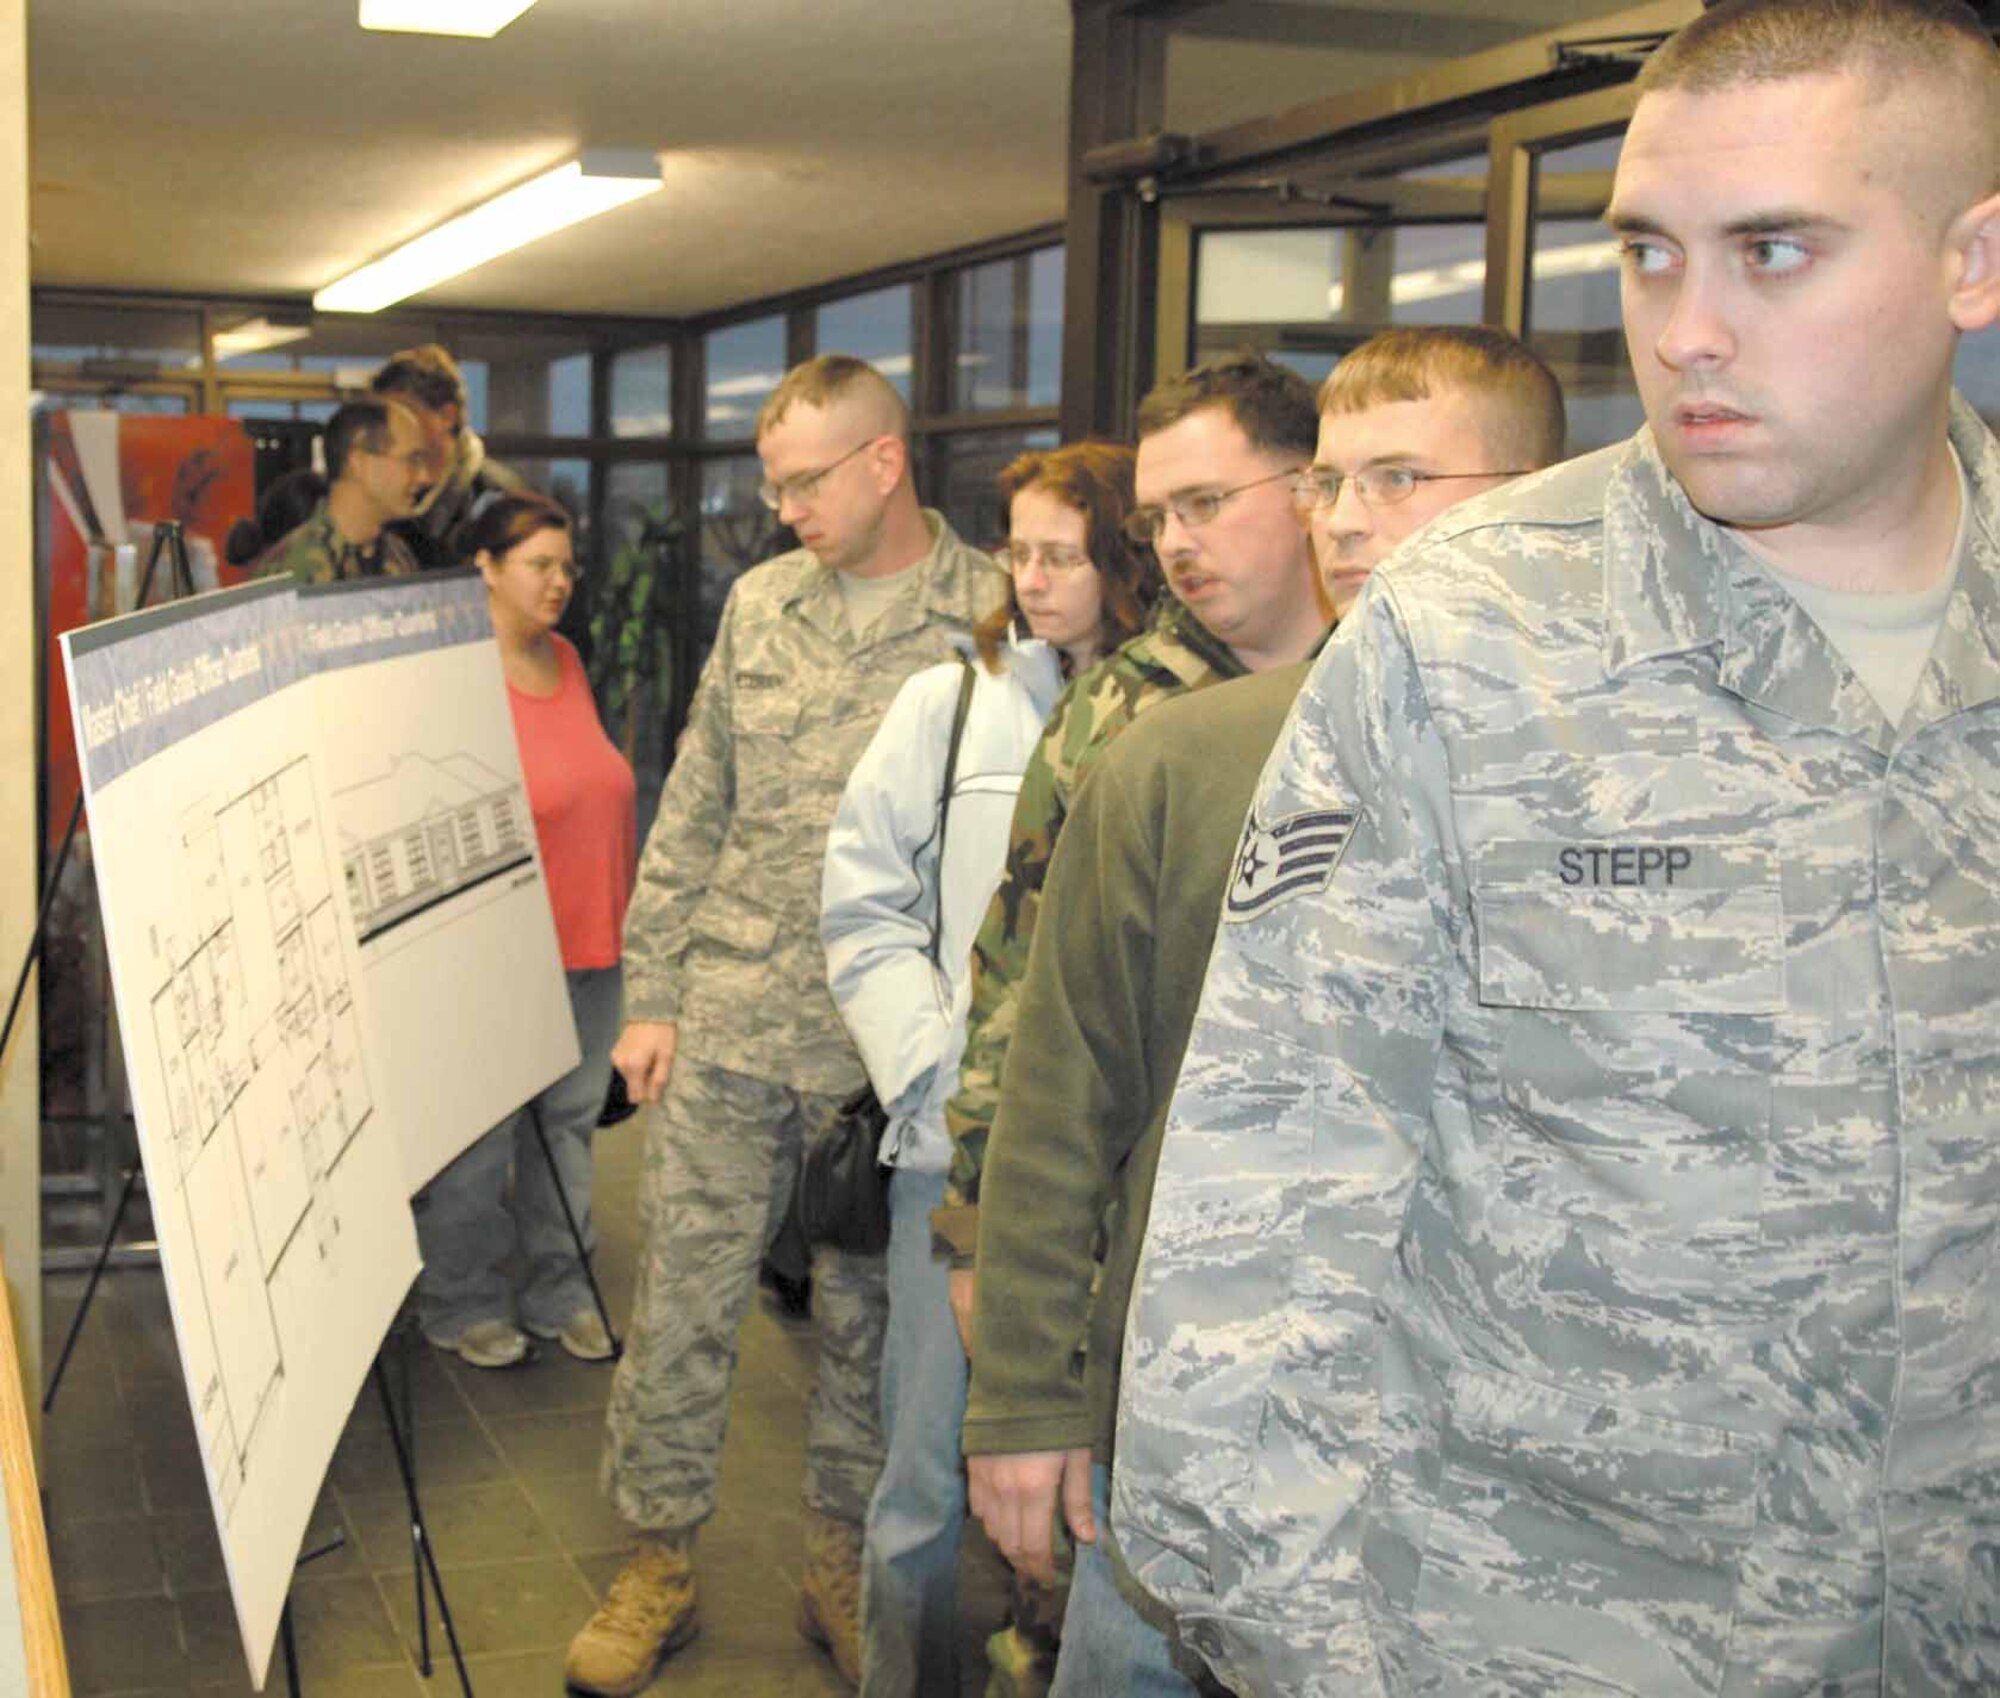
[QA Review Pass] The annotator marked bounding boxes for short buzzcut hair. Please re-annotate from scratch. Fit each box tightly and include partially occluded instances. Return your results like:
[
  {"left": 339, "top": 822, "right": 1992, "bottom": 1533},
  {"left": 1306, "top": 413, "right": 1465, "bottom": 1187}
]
[
  {"left": 1639, "top": 0, "right": 2000, "bottom": 198},
  {"left": 1320, "top": 326, "right": 1569, "bottom": 470},
  {"left": 756, "top": 353, "right": 912, "bottom": 442},
  {"left": 371, "top": 344, "right": 470, "bottom": 418},
  {"left": 1135, "top": 350, "right": 1319, "bottom": 464},
  {"left": 325, "top": 398, "right": 398, "bottom": 483}
]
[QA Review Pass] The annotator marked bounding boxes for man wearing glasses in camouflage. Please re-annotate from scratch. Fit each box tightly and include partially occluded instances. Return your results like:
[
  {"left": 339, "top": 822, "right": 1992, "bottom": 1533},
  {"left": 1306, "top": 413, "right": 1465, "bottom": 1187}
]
[
  {"left": 568, "top": 354, "right": 999, "bottom": 1696},
  {"left": 934, "top": 349, "right": 1325, "bottom": 1691}
]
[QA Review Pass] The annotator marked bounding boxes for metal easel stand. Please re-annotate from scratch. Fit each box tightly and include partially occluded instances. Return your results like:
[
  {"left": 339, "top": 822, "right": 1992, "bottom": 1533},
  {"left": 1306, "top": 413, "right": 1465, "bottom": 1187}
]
[
  {"left": 377, "top": 1329, "right": 474, "bottom": 1695},
  {"left": 29, "top": 521, "right": 197, "bottom": 1413},
  {"left": 525, "top": 1101, "right": 622, "bottom": 1362}
]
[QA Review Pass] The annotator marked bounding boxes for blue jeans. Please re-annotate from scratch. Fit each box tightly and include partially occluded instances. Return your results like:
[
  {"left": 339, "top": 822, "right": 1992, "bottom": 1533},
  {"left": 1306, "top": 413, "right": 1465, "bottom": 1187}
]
[
  {"left": 859, "top": 1165, "right": 966, "bottom": 1698},
  {"left": 415, "top": 964, "right": 621, "bottom": 1339},
  {"left": 1049, "top": 1466, "right": 1196, "bottom": 1698}
]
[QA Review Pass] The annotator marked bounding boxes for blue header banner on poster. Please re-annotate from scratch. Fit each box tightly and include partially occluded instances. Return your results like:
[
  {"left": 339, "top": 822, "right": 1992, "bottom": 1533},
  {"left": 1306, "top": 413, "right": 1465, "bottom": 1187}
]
[
  {"left": 63, "top": 578, "right": 304, "bottom": 792},
  {"left": 298, "top": 570, "right": 494, "bottom": 673}
]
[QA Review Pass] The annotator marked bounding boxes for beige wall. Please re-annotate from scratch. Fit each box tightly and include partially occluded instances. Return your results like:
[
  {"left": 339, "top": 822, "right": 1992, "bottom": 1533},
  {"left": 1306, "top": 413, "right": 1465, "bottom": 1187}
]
[{"left": 0, "top": 0, "right": 41, "bottom": 1427}]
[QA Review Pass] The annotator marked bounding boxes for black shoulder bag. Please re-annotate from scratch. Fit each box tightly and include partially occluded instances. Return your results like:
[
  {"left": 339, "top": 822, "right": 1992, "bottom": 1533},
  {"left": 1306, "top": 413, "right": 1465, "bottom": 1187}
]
[{"left": 801, "top": 661, "right": 978, "bottom": 1254}]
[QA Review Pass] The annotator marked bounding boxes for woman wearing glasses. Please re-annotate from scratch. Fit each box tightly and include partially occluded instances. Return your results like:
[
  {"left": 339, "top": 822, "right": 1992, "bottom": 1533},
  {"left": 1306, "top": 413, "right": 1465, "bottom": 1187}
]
[
  {"left": 819, "top": 442, "right": 1158, "bottom": 1695},
  {"left": 415, "top": 491, "right": 637, "bottom": 1370}
]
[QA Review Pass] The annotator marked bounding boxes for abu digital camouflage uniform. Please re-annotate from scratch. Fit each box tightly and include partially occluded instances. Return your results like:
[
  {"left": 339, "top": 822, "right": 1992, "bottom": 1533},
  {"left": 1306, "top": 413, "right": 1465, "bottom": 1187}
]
[
  {"left": 935, "top": 597, "right": 1243, "bottom": 1246},
  {"left": 254, "top": 500, "right": 420, "bottom": 584},
  {"left": 1115, "top": 401, "right": 2000, "bottom": 1697},
  {"left": 603, "top": 513, "right": 1000, "bottom": 1535}
]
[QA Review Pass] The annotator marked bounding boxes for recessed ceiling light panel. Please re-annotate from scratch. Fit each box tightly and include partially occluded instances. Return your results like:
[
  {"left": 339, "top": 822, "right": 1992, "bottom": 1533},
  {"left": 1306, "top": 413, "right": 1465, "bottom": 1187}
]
[
  {"left": 314, "top": 151, "right": 662, "bottom": 313},
  {"left": 359, "top": 0, "right": 539, "bottom": 39}
]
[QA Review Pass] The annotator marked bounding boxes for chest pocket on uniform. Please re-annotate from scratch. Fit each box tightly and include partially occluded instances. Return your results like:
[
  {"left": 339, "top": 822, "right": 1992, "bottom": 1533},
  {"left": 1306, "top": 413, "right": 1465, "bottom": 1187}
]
[
  {"left": 733, "top": 683, "right": 804, "bottom": 815},
  {"left": 1472, "top": 854, "right": 1784, "bottom": 1253}
]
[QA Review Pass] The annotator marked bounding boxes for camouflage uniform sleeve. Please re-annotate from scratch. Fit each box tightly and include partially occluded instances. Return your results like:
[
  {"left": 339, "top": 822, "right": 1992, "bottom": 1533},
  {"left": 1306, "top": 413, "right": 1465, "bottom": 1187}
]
[
  {"left": 1111, "top": 582, "right": 1457, "bottom": 1697},
  {"left": 620, "top": 582, "right": 741, "bottom": 1025}
]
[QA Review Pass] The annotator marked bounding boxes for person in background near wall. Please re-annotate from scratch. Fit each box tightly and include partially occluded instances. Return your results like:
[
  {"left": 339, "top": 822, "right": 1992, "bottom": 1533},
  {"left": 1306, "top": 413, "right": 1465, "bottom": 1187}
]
[
  {"left": 819, "top": 441, "right": 1160, "bottom": 1698},
  {"left": 224, "top": 467, "right": 326, "bottom": 572},
  {"left": 566, "top": 355, "right": 1001, "bottom": 1698},
  {"left": 370, "top": 343, "right": 525, "bottom": 568},
  {"left": 963, "top": 328, "right": 1566, "bottom": 1698},
  {"left": 413, "top": 491, "right": 636, "bottom": 1369},
  {"left": 254, "top": 397, "right": 428, "bottom": 584},
  {"left": 1117, "top": 2, "right": 2000, "bottom": 1691}
]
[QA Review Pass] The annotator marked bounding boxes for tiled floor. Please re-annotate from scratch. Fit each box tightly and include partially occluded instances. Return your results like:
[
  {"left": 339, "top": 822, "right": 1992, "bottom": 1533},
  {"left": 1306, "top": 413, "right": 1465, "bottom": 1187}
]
[{"left": 41, "top": 1125, "right": 1009, "bottom": 1696}]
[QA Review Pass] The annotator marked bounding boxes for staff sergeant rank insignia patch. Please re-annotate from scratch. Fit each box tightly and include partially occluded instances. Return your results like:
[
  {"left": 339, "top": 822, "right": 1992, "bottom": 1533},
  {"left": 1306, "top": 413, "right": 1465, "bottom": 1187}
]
[{"left": 1225, "top": 806, "right": 1359, "bottom": 922}]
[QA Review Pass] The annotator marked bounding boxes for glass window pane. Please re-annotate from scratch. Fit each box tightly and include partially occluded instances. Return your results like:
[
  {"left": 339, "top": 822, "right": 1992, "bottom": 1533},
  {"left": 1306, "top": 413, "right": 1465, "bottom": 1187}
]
[
  {"left": 34, "top": 388, "right": 191, "bottom": 415},
  {"left": 32, "top": 302, "right": 201, "bottom": 372},
  {"left": 932, "top": 429, "right": 1060, "bottom": 548},
  {"left": 453, "top": 330, "right": 595, "bottom": 438},
  {"left": 1955, "top": 331, "right": 1999, "bottom": 432},
  {"left": 953, "top": 248, "right": 1064, "bottom": 412},
  {"left": 611, "top": 345, "right": 674, "bottom": 438},
  {"left": 1529, "top": 129, "right": 1644, "bottom": 457},
  {"left": 697, "top": 455, "right": 782, "bottom": 659},
  {"left": 1196, "top": 229, "right": 1343, "bottom": 325},
  {"left": 507, "top": 458, "right": 594, "bottom": 567},
  {"left": 704, "top": 317, "right": 787, "bottom": 441},
  {"left": 815, "top": 286, "right": 914, "bottom": 401}
]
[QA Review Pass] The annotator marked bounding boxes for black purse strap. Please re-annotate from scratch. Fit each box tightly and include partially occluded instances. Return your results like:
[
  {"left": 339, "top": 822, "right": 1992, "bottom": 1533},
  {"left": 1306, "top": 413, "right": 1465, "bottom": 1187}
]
[{"left": 928, "top": 658, "right": 977, "bottom": 969}]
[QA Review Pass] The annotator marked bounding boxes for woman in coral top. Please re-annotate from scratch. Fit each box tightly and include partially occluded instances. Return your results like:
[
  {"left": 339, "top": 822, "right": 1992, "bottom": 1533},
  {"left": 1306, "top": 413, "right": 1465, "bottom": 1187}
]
[{"left": 416, "top": 491, "right": 638, "bottom": 1369}]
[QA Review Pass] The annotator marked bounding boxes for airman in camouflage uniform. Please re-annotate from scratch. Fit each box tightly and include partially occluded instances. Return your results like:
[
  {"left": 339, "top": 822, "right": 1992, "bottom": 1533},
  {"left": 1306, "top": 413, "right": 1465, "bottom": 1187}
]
[
  {"left": 1115, "top": 7, "right": 2000, "bottom": 1692},
  {"left": 254, "top": 397, "right": 428, "bottom": 585},
  {"left": 569, "top": 357, "right": 1000, "bottom": 1696}
]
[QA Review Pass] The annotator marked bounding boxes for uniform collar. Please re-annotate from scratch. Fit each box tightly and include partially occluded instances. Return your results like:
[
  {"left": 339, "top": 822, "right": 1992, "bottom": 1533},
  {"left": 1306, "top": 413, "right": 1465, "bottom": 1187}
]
[
  {"left": 786, "top": 510, "right": 999, "bottom": 645},
  {"left": 309, "top": 501, "right": 396, "bottom": 580},
  {"left": 1601, "top": 399, "right": 2000, "bottom": 748}
]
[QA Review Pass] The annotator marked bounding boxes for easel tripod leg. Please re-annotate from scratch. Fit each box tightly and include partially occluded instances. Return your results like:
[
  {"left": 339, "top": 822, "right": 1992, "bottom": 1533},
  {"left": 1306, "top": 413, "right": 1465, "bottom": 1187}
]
[
  {"left": 372, "top": 1357, "right": 474, "bottom": 1696},
  {"left": 525, "top": 1102, "right": 621, "bottom": 1361},
  {"left": 41, "top": 1163, "right": 141, "bottom": 1413}
]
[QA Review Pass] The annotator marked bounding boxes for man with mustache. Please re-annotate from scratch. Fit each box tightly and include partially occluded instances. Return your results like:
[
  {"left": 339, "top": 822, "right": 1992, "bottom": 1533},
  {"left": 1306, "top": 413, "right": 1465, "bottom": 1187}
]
[
  {"left": 1116, "top": 2, "right": 2000, "bottom": 1693},
  {"left": 936, "top": 347, "right": 1324, "bottom": 1690}
]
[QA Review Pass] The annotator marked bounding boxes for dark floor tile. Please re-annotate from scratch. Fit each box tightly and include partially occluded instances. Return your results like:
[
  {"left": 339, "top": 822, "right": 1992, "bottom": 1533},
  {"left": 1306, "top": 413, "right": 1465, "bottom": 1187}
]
[
  {"left": 194, "top": 1663, "right": 426, "bottom": 1698},
  {"left": 330, "top": 1413, "right": 510, "bottom": 1496},
  {"left": 380, "top": 1554, "right": 595, "bottom": 1659},
  {"left": 437, "top": 1348, "right": 616, "bottom": 1419},
  {"left": 518, "top": 1473, "right": 633, "bottom": 1559},
  {"left": 180, "top": 1574, "right": 406, "bottom": 1686},
  {"left": 338, "top": 1478, "right": 557, "bottom": 1574},
  {"left": 60, "top": 1594, "right": 186, "bottom": 1695},
  {"left": 136, "top": 1421, "right": 214, "bottom": 1515},
  {"left": 482, "top": 1408, "right": 607, "bottom": 1479},
  {"left": 42, "top": 1439, "right": 146, "bottom": 1524},
  {"left": 42, "top": 1368, "right": 136, "bottom": 1454},
  {"left": 451, "top": 1646, "right": 574, "bottom": 1698},
  {"left": 49, "top": 1512, "right": 165, "bottom": 1603},
  {"left": 150, "top": 1506, "right": 230, "bottom": 1597}
]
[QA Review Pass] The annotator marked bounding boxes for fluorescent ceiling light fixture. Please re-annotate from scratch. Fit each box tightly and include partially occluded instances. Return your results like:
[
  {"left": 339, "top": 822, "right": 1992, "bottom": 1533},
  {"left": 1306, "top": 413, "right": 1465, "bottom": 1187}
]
[
  {"left": 359, "top": 0, "right": 538, "bottom": 38},
  {"left": 314, "top": 151, "right": 661, "bottom": 314},
  {"left": 212, "top": 317, "right": 313, "bottom": 358}
]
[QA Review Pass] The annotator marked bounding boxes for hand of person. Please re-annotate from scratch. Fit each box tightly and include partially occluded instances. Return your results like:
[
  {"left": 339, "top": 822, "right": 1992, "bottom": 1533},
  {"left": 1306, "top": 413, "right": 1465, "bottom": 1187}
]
[
  {"left": 949, "top": 1266, "right": 977, "bottom": 1357},
  {"left": 612, "top": 1020, "right": 678, "bottom": 1104},
  {"left": 965, "top": 1446, "right": 1096, "bottom": 1588}
]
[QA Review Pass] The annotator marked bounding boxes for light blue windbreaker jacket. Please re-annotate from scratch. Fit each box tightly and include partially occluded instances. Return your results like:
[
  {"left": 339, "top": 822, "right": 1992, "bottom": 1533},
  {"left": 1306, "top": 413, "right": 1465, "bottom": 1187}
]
[{"left": 820, "top": 632, "right": 1065, "bottom": 1174}]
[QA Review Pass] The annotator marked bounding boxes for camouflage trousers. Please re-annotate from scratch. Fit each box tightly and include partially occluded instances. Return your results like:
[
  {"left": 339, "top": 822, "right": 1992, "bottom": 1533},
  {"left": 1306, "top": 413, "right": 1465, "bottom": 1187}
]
[{"left": 600, "top": 1057, "right": 888, "bottom": 1533}]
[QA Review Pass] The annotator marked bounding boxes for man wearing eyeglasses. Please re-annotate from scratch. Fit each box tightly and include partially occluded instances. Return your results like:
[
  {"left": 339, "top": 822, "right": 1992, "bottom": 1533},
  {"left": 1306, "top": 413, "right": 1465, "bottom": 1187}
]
[
  {"left": 254, "top": 397, "right": 431, "bottom": 584},
  {"left": 569, "top": 354, "right": 1000, "bottom": 1696},
  {"left": 960, "top": 329, "right": 1564, "bottom": 1698},
  {"left": 936, "top": 352, "right": 1323, "bottom": 1292}
]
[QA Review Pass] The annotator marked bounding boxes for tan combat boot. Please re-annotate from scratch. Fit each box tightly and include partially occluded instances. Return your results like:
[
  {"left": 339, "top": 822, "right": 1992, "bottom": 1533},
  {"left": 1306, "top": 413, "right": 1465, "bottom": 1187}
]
[
  {"left": 796, "top": 1508, "right": 864, "bottom": 1687},
  {"left": 564, "top": 1531, "right": 699, "bottom": 1696}
]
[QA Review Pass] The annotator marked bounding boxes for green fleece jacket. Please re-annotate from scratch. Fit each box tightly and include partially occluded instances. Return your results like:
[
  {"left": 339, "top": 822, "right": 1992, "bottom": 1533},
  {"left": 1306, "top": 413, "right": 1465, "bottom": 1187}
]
[{"left": 963, "top": 660, "right": 1310, "bottom": 1463}]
